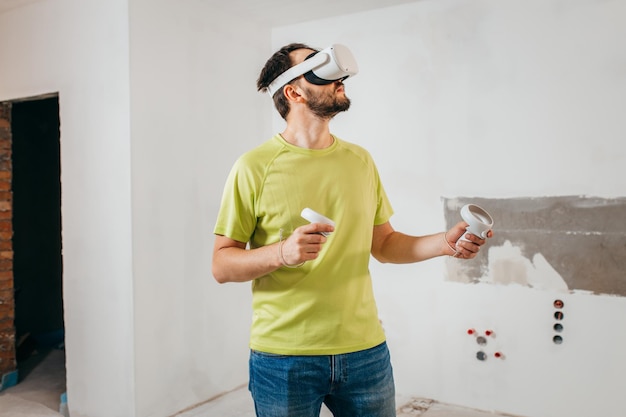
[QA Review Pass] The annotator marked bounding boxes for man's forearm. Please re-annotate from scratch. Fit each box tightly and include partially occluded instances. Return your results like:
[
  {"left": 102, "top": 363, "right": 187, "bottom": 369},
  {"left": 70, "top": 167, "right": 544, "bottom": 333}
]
[
  {"left": 373, "top": 231, "right": 449, "bottom": 264},
  {"left": 213, "top": 244, "right": 281, "bottom": 283}
]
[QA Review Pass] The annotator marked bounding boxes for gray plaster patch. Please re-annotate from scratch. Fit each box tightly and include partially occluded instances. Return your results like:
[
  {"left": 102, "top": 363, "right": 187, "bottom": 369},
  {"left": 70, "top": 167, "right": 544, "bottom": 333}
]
[{"left": 443, "top": 196, "right": 626, "bottom": 297}]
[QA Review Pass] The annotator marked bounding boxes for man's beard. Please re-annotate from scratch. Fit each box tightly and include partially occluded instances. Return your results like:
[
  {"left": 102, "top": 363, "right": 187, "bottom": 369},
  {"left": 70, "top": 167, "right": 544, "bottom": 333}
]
[{"left": 305, "top": 85, "right": 351, "bottom": 119}]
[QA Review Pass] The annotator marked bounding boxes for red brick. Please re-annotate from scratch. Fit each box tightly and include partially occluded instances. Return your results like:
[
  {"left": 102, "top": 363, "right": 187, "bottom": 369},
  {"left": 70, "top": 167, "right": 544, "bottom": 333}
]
[
  {"left": 0, "top": 349, "right": 15, "bottom": 363},
  {"left": 0, "top": 346, "right": 14, "bottom": 356},
  {"left": 0, "top": 106, "right": 14, "bottom": 377},
  {"left": 0, "top": 316, "right": 13, "bottom": 326},
  {"left": 0, "top": 259, "right": 12, "bottom": 271},
  {"left": 0, "top": 349, "right": 16, "bottom": 361},
  {"left": 0, "top": 289, "right": 13, "bottom": 302},
  {"left": 0, "top": 304, "right": 13, "bottom": 317},
  {"left": 0, "top": 323, "right": 14, "bottom": 334},
  {"left": 0, "top": 330, "right": 14, "bottom": 342}
]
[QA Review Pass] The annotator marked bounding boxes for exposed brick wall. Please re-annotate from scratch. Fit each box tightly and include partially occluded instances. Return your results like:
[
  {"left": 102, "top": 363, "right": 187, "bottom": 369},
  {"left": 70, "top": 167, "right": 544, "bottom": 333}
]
[{"left": 0, "top": 102, "right": 16, "bottom": 379}]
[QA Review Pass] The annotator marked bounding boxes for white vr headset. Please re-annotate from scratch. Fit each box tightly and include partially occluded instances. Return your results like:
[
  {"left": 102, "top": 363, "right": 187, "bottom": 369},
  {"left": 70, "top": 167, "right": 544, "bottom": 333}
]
[{"left": 267, "top": 44, "right": 358, "bottom": 97}]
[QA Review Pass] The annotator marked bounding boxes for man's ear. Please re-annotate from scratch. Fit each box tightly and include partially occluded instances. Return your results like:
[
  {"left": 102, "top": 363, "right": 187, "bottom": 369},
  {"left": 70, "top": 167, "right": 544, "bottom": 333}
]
[{"left": 283, "top": 84, "right": 305, "bottom": 102}]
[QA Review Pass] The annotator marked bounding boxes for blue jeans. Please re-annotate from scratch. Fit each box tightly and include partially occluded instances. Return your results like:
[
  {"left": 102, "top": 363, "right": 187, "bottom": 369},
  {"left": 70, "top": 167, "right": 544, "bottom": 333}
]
[{"left": 249, "top": 342, "right": 396, "bottom": 417}]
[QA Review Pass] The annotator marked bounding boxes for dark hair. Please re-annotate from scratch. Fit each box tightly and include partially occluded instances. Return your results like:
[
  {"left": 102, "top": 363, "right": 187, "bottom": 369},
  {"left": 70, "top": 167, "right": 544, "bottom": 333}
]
[{"left": 257, "top": 43, "right": 317, "bottom": 120}]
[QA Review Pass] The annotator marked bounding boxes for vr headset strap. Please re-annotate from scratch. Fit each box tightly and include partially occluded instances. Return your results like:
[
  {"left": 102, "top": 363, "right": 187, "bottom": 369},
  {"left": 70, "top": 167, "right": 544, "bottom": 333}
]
[{"left": 267, "top": 53, "right": 329, "bottom": 96}]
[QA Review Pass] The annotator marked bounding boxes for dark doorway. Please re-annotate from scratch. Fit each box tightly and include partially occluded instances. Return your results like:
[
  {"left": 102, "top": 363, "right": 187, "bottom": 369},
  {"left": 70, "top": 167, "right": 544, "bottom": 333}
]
[{"left": 11, "top": 96, "right": 64, "bottom": 381}]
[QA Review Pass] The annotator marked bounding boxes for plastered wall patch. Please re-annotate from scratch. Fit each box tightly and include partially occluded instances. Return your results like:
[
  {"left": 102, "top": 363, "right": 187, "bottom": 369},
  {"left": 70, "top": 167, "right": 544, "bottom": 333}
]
[{"left": 482, "top": 241, "right": 568, "bottom": 291}]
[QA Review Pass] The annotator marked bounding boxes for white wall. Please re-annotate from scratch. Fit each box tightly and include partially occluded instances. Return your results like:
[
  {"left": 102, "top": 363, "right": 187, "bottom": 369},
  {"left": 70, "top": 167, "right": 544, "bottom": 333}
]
[
  {"left": 128, "top": 0, "right": 271, "bottom": 415},
  {"left": 271, "top": 1, "right": 626, "bottom": 416},
  {"left": 0, "top": 0, "right": 135, "bottom": 416}
]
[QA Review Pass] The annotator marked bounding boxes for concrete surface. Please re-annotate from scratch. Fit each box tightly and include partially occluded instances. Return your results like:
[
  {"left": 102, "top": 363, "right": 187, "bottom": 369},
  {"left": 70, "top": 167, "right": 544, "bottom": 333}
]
[
  {"left": 0, "top": 348, "right": 65, "bottom": 417},
  {"left": 174, "top": 386, "right": 519, "bottom": 417}
]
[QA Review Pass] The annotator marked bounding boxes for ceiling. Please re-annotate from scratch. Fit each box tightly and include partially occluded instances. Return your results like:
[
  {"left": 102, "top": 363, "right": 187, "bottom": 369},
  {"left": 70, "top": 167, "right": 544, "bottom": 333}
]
[{"left": 0, "top": 0, "right": 418, "bottom": 25}]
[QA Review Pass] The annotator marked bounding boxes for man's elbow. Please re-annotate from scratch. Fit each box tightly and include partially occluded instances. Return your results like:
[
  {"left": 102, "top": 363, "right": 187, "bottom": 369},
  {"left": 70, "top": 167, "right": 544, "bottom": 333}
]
[
  {"left": 212, "top": 264, "right": 230, "bottom": 284},
  {"left": 371, "top": 253, "right": 390, "bottom": 264}
]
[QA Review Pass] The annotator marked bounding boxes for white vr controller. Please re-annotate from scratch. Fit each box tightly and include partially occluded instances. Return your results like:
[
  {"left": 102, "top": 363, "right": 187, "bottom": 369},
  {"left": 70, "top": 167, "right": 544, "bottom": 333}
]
[
  {"left": 456, "top": 204, "right": 494, "bottom": 246},
  {"left": 301, "top": 208, "right": 335, "bottom": 237}
]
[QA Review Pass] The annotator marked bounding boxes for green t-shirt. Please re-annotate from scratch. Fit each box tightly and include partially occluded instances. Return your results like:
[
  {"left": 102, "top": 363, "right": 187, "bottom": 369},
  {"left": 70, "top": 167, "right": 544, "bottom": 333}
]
[{"left": 214, "top": 134, "right": 393, "bottom": 355}]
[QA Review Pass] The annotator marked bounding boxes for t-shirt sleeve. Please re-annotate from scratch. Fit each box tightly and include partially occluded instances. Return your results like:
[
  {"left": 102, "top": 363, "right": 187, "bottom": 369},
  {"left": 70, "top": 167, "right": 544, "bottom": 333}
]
[
  {"left": 213, "top": 156, "right": 258, "bottom": 243},
  {"left": 371, "top": 156, "right": 394, "bottom": 226}
]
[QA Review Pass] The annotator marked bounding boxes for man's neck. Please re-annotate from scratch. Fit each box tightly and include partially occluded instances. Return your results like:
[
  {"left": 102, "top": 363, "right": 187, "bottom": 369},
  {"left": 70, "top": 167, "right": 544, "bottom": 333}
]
[{"left": 281, "top": 116, "right": 333, "bottom": 149}]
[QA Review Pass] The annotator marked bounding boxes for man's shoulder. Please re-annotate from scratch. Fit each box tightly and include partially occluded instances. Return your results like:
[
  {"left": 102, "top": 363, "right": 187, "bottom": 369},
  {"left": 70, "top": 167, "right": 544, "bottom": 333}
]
[
  {"left": 237, "top": 135, "right": 283, "bottom": 164},
  {"left": 334, "top": 136, "right": 374, "bottom": 161}
]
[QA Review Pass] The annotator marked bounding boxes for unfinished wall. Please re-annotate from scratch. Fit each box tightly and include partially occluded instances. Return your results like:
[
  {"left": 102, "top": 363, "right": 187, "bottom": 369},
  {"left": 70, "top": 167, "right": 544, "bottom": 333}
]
[
  {"left": 444, "top": 196, "right": 626, "bottom": 296},
  {"left": 272, "top": 1, "right": 626, "bottom": 416},
  {"left": 0, "top": 103, "right": 16, "bottom": 391}
]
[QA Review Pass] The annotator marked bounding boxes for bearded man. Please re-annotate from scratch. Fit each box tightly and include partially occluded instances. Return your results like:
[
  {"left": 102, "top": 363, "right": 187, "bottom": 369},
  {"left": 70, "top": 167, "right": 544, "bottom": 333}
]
[{"left": 212, "top": 42, "right": 491, "bottom": 417}]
